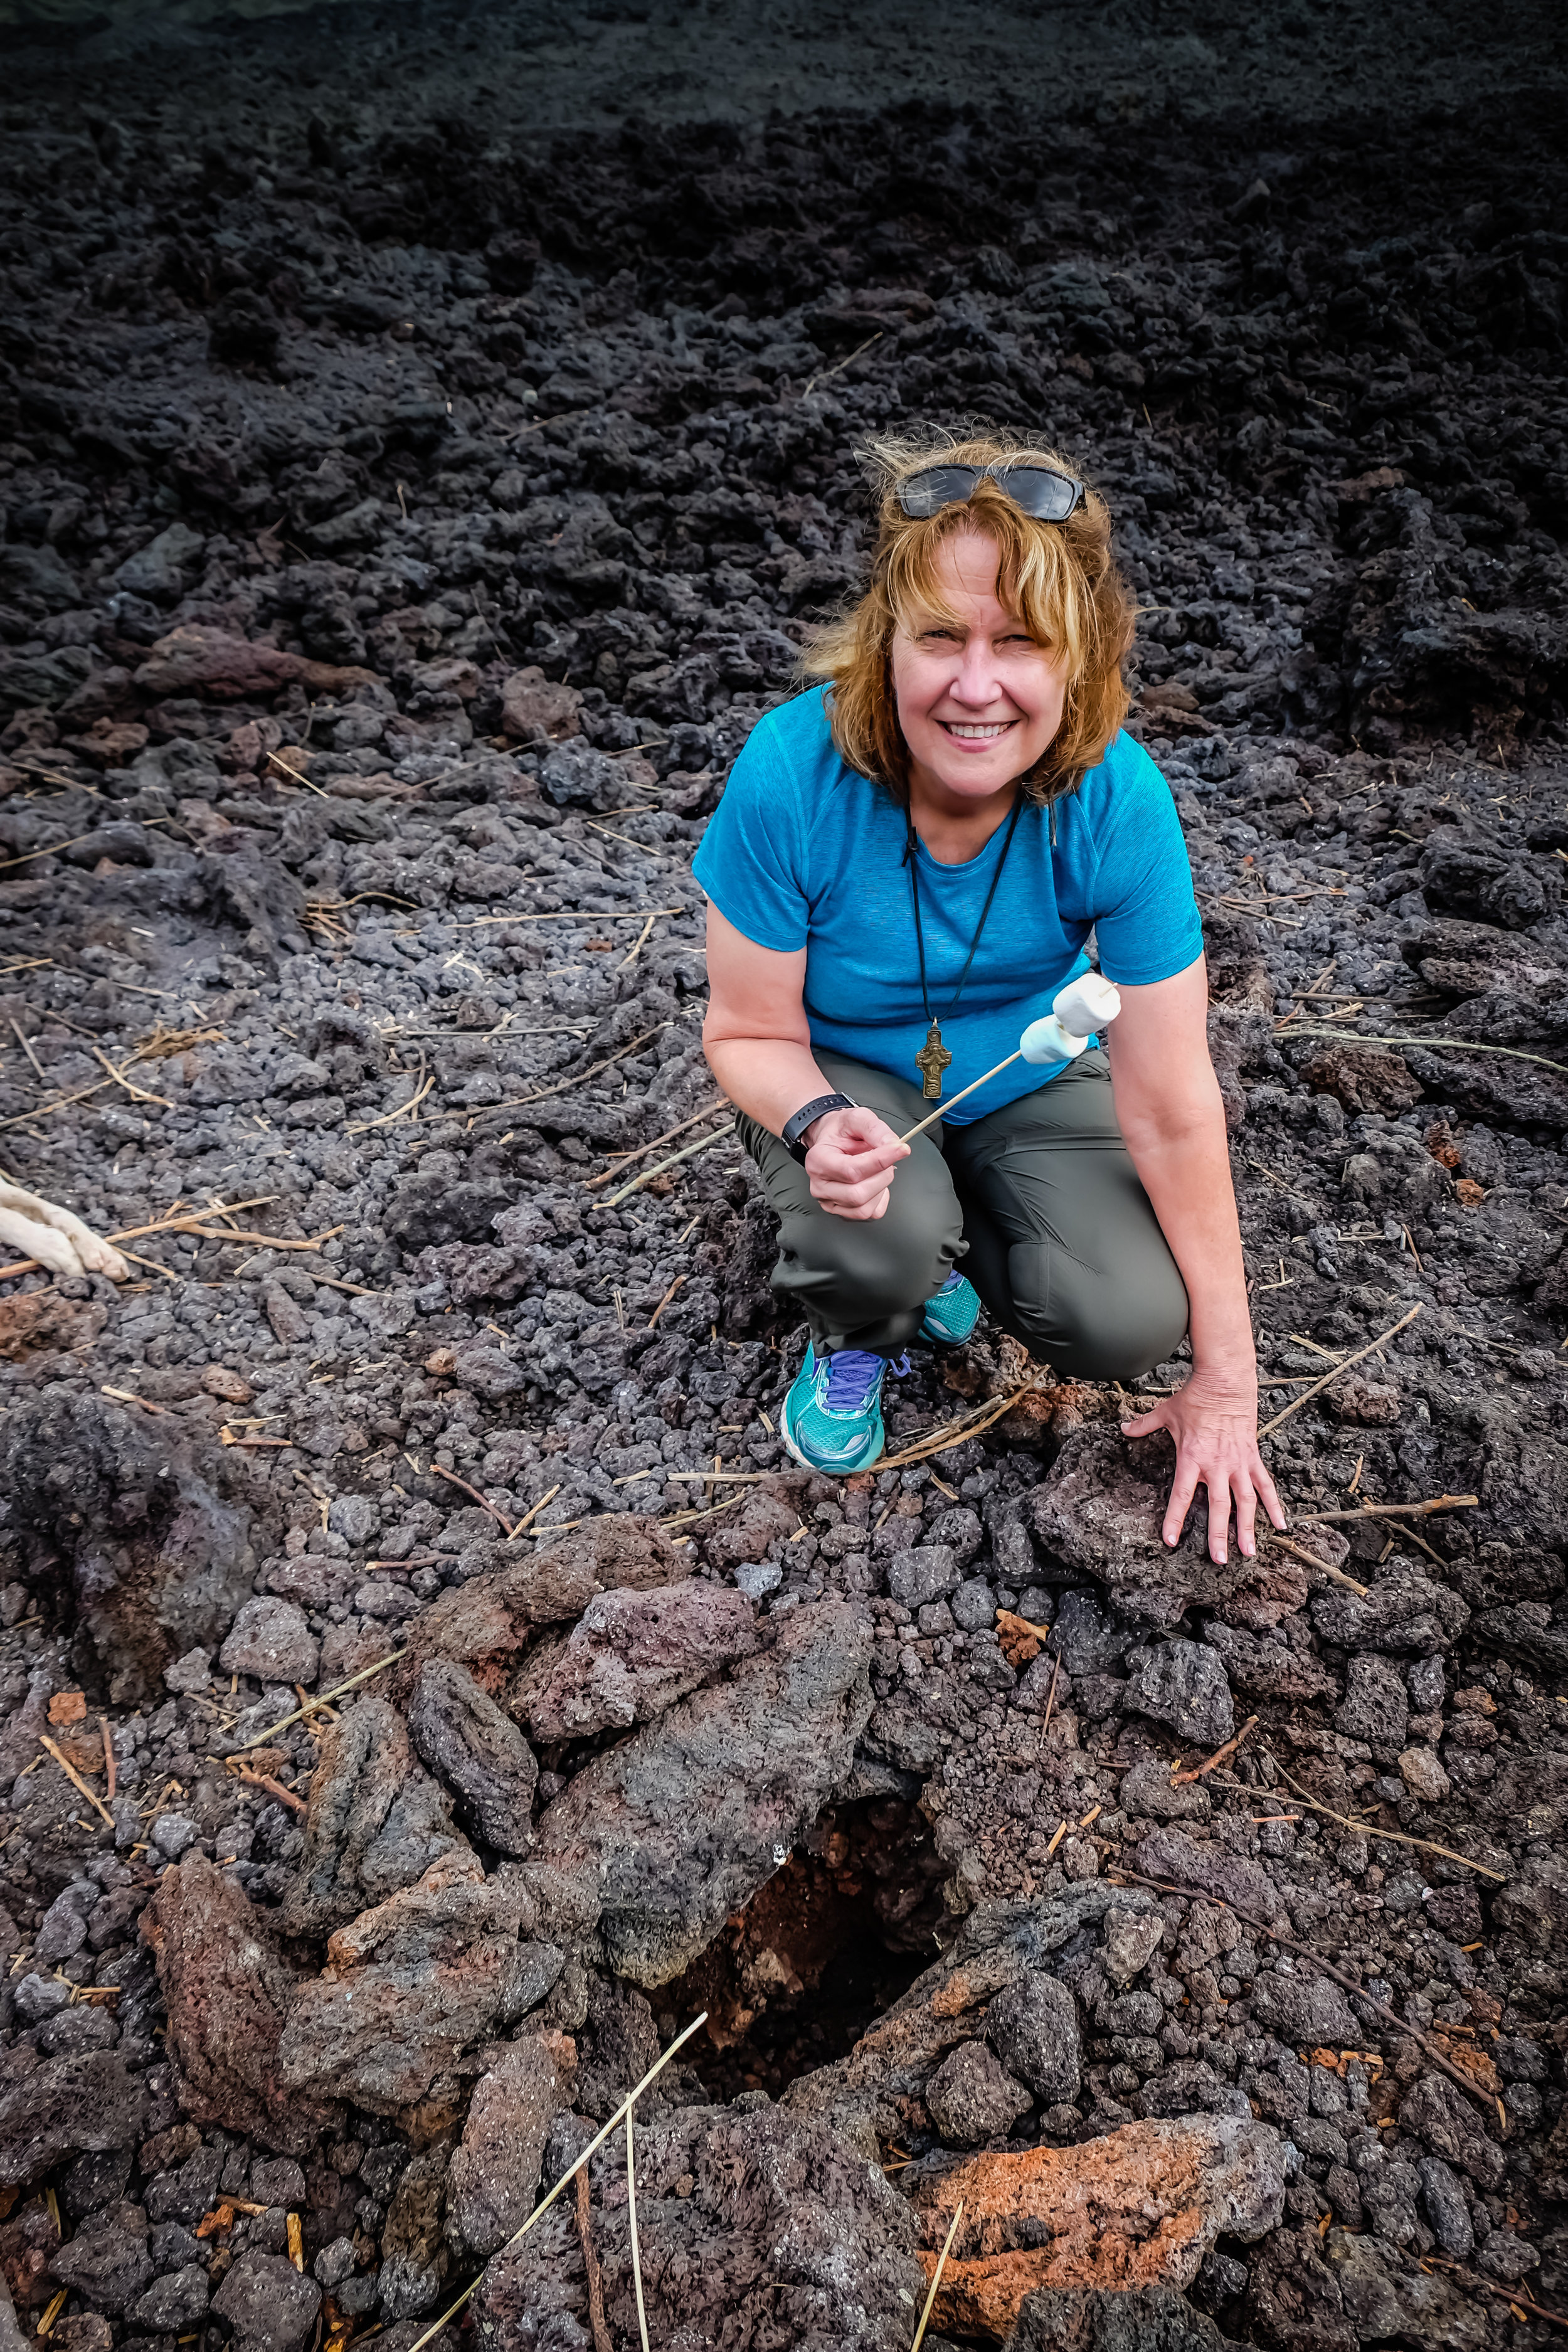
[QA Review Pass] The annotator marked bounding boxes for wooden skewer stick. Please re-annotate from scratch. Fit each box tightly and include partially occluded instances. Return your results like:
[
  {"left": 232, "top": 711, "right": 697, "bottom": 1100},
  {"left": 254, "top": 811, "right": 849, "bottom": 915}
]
[{"left": 896, "top": 1049, "right": 1024, "bottom": 1145}]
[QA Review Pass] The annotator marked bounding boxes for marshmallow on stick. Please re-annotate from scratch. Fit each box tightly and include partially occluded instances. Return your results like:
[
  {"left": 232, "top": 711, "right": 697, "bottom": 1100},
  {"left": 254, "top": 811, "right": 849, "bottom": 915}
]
[{"left": 894, "top": 972, "right": 1122, "bottom": 1146}]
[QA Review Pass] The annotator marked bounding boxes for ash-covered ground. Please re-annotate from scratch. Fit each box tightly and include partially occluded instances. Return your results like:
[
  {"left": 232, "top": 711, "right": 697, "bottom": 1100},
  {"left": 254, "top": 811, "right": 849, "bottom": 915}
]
[{"left": 1, "top": 5, "right": 1568, "bottom": 2348}]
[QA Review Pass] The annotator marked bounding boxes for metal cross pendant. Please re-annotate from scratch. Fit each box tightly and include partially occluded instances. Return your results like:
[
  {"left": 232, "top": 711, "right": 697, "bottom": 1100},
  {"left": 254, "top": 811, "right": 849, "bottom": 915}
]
[{"left": 915, "top": 1022, "right": 952, "bottom": 1101}]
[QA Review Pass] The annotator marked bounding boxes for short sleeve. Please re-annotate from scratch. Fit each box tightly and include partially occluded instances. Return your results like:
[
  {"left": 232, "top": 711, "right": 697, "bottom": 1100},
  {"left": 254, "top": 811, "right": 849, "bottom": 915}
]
[
  {"left": 1088, "top": 739, "right": 1205, "bottom": 986},
  {"left": 691, "top": 704, "right": 812, "bottom": 951}
]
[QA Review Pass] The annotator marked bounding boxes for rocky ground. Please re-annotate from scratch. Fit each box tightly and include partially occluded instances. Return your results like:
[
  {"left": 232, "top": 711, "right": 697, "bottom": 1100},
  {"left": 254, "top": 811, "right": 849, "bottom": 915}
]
[{"left": 1, "top": 4, "right": 1568, "bottom": 2348}]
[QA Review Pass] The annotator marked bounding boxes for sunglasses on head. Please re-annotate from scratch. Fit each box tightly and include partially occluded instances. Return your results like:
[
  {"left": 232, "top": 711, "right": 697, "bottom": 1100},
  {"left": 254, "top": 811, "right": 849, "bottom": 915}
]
[{"left": 896, "top": 461, "right": 1086, "bottom": 523}]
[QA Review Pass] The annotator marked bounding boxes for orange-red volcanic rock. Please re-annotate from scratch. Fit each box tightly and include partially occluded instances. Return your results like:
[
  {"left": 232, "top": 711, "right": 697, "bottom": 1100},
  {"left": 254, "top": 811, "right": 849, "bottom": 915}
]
[{"left": 913, "top": 2114, "right": 1285, "bottom": 2343}]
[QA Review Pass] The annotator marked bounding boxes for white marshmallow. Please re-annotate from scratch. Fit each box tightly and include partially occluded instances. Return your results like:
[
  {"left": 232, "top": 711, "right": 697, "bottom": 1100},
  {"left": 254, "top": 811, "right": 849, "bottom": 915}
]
[
  {"left": 1051, "top": 971, "right": 1122, "bottom": 1038},
  {"left": 1019, "top": 972, "right": 1123, "bottom": 1066}
]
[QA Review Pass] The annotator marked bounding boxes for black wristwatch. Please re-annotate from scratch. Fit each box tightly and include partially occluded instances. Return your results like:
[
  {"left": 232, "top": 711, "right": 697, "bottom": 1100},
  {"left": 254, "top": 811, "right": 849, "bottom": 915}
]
[{"left": 782, "top": 1091, "right": 856, "bottom": 1163}]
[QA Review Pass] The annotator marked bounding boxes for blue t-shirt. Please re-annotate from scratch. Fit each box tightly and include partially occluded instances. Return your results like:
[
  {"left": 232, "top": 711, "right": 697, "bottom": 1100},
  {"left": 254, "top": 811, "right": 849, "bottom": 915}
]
[{"left": 692, "top": 686, "right": 1203, "bottom": 1122}]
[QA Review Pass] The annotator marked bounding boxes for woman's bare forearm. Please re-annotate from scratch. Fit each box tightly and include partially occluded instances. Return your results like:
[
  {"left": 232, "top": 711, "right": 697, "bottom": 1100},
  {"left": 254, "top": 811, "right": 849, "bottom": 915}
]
[
  {"left": 702, "top": 1034, "right": 839, "bottom": 1138},
  {"left": 1118, "top": 1088, "right": 1258, "bottom": 1386}
]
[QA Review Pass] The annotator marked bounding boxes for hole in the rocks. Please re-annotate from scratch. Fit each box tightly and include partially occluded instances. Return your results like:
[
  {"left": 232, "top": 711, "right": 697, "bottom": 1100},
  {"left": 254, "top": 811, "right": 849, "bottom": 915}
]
[{"left": 658, "top": 1795, "right": 951, "bottom": 2102}]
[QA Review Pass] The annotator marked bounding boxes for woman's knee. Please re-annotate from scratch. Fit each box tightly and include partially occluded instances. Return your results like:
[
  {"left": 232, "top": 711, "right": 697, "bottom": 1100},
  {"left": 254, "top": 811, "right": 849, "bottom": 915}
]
[
  {"left": 779, "top": 1188, "right": 956, "bottom": 1319},
  {"left": 1010, "top": 1255, "right": 1189, "bottom": 1382}
]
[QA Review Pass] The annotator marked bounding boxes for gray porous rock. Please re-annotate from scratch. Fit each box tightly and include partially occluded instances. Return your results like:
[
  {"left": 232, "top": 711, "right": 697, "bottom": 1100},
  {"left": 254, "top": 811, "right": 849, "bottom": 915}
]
[
  {"left": 1127, "top": 1639, "right": 1235, "bottom": 1747},
  {"left": 525, "top": 1596, "right": 872, "bottom": 1984},
  {"left": 1334, "top": 1653, "right": 1409, "bottom": 1746},
  {"left": 212, "top": 2251, "right": 323, "bottom": 2352},
  {"left": 219, "top": 1594, "right": 320, "bottom": 1685},
  {"left": 0, "top": 1392, "right": 257, "bottom": 1703},
  {"left": 1322, "top": 2227, "right": 1490, "bottom": 2352},
  {"left": 126, "top": 2265, "right": 210, "bottom": 2333},
  {"left": 924, "top": 2038, "right": 1034, "bottom": 2144},
  {"left": 1029, "top": 1426, "right": 1350, "bottom": 1622},
  {"left": 279, "top": 1696, "right": 469, "bottom": 1938},
  {"left": 447, "top": 2038, "right": 569, "bottom": 2259},
  {"left": 406, "top": 1658, "right": 538, "bottom": 1855},
  {"left": 1417, "top": 2157, "right": 1475, "bottom": 2258},
  {"left": 1003, "top": 2287, "right": 1241, "bottom": 2352},
  {"left": 391, "top": 1513, "right": 687, "bottom": 1700},
  {"left": 1101, "top": 1909, "right": 1167, "bottom": 1987},
  {"left": 1249, "top": 1968, "right": 1361, "bottom": 2045},
  {"left": 278, "top": 1850, "right": 534, "bottom": 2114},
  {"left": 887, "top": 1545, "right": 960, "bottom": 1608},
  {"left": 48, "top": 2215, "right": 154, "bottom": 2314},
  {"left": 378, "top": 2143, "right": 451, "bottom": 2321},
  {"left": 1399, "top": 2073, "right": 1507, "bottom": 2189},
  {"left": 511, "top": 1576, "right": 761, "bottom": 1742},
  {"left": 1310, "top": 1569, "right": 1470, "bottom": 1656},
  {"left": 1135, "top": 1827, "right": 1274, "bottom": 1920},
  {"left": 1200, "top": 1619, "right": 1337, "bottom": 1706},
  {"left": 0, "top": 2053, "right": 149, "bottom": 2191},
  {"left": 788, "top": 1887, "right": 1155, "bottom": 2144},
  {"left": 472, "top": 2099, "right": 924, "bottom": 2352},
  {"left": 985, "top": 1974, "right": 1083, "bottom": 2103}
]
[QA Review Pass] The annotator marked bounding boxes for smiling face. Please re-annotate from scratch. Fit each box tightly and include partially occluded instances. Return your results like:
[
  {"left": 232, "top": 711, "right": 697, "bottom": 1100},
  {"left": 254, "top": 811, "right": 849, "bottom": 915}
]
[{"left": 889, "top": 528, "right": 1071, "bottom": 816}]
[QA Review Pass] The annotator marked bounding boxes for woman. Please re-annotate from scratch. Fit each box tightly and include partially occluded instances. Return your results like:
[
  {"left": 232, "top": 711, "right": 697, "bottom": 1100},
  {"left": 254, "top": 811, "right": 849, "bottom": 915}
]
[{"left": 692, "top": 433, "right": 1285, "bottom": 1568}]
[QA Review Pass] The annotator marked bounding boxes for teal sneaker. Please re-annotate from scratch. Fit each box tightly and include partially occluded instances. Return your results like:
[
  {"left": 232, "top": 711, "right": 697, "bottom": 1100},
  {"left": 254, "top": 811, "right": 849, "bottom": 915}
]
[
  {"left": 921, "top": 1268, "right": 981, "bottom": 1345},
  {"left": 780, "top": 1344, "right": 903, "bottom": 1475}
]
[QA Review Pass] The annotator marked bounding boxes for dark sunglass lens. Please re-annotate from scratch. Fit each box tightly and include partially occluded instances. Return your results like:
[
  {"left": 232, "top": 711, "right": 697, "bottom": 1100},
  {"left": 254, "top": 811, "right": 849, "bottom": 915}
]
[
  {"left": 899, "top": 466, "right": 981, "bottom": 517},
  {"left": 997, "top": 467, "right": 1081, "bottom": 520}
]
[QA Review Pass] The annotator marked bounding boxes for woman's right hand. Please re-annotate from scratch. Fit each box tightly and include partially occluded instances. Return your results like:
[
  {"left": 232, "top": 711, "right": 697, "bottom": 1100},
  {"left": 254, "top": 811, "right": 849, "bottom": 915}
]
[{"left": 803, "top": 1106, "right": 910, "bottom": 1219}]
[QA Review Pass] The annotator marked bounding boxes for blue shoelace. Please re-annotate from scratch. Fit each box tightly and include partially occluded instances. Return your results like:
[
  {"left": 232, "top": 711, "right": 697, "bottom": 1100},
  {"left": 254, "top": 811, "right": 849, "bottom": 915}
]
[
  {"left": 936, "top": 1269, "right": 963, "bottom": 1294},
  {"left": 822, "top": 1348, "right": 908, "bottom": 1412}
]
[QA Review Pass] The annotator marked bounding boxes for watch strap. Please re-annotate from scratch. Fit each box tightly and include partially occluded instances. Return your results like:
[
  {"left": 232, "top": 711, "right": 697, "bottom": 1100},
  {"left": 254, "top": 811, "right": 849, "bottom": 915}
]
[{"left": 782, "top": 1091, "right": 856, "bottom": 1163}]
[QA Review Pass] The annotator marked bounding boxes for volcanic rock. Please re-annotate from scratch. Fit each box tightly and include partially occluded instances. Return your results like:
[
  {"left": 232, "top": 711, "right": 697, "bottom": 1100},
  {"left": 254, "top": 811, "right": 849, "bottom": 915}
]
[
  {"left": 406, "top": 1658, "right": 538, "bottom": 1857},
  {"left": 1127, "top": 1640, "right": 1235, "bottom": 1747},
  {"left": 1004, "top": 2287, "right": 1240, "bottom": 2352},
  {"left": 392, "top": 1514, "right": 686, "bottom": 1699},
  {"left": 913, "top": 2114, "right": 1287, "bottom": 2340},
  {"left": 219, "top": 1594, "right": 320, "bottom": 1685},
  {"left": 0, "top": 1392, "right": 257, "bottom": 1702},
  {"left": 278, "top": 1697, "right": 469, "bottom": 1939},
  {"left": 525, "top": 1595, "right": 872, "bottom": 1984},
  {"left": 511, "top": 1576, "right": 761, "bottom": 1742},
  {"left": 925, "top": 2040, "right": 1033, "bottom": 2144},
  {"left": 788, "top": 1887, "right": 1157, "bottom": 2144},
  {"left": 46, "top": 2214, "right": 152, "bottom": 2314},
  {"left": 1398, "top": 2074, "right": 1507, "bottom": 2190},
  {"left": 0, "top": 2053, "right": 147, "bottom": 2190},
  {"left": 447, "top": 2037, "right": 569, "bottom": 2259},
  {"left": 1320, "top": 2228, "right": 1490, "bottom": 2351},
  {"left": 472, "top": 2099, "right": 924, "bottom": 2352},
  {"left": 379, "top": 2143, "right": 450, "bottom": 2320},
  {"left": 1029, "top": 1428, "right": 1348, "bottom": 1622},
  {"left": 1249, "top": 1969, "right": 1361, "bottom": 2045},
  {"left": 1135, "top": 1828, "right": 1275, "bottom": 1919},
  {"left": 278, "top": 1849, "right": 535, "bottom": 2116},
  {"left": 211, "top": 2250, "right": 322, "bottom": 2352},
  {"left": 986, "top": 1973, "right": 1083, "bottom": 2103},
  {"left": 142, "top": 1852, "right": 339, "bottom": 2156}
]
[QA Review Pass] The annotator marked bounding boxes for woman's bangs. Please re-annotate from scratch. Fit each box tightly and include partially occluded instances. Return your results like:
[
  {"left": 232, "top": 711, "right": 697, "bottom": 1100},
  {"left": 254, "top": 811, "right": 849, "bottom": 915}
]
[{"left": 886, "top": 494, "right": 1083, "bottom": 661}]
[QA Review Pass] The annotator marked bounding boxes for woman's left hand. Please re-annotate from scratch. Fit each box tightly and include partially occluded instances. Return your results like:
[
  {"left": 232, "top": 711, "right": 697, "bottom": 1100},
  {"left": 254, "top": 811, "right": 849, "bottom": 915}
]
[{"left": 1120, "top": 1369, "right": 1286, "bottom": 1565}]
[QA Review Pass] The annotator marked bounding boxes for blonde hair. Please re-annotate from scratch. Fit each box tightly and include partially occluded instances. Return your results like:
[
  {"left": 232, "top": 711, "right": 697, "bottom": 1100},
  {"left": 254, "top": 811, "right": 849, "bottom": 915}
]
[{"left": 800, "top": 428, "right": 1135, "bottom": 805}]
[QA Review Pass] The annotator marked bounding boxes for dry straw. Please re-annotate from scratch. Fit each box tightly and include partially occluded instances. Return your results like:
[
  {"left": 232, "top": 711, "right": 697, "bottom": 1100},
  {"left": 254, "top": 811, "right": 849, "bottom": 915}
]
[{"left": 402, "top": 2012, "right": 708, "bottom": 2352}]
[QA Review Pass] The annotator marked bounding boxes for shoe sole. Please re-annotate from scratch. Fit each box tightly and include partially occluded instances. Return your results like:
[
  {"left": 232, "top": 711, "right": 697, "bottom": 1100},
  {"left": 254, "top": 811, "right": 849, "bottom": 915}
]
[{"left": 779, "top": 1394, "right": 886, "bottom": 1476}]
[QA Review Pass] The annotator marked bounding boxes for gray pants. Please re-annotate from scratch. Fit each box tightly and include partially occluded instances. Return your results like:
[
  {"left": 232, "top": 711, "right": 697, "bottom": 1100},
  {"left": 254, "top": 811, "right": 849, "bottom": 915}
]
[{"left": 737, "top": 1049, "right": 1189, "bottom": 1379}]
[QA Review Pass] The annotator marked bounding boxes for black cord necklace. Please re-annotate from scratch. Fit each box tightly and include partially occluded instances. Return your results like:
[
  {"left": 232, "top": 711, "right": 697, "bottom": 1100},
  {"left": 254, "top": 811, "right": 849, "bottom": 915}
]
[{"left": 904, "top": 792, "right": 1025, "bottom": 1100}]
